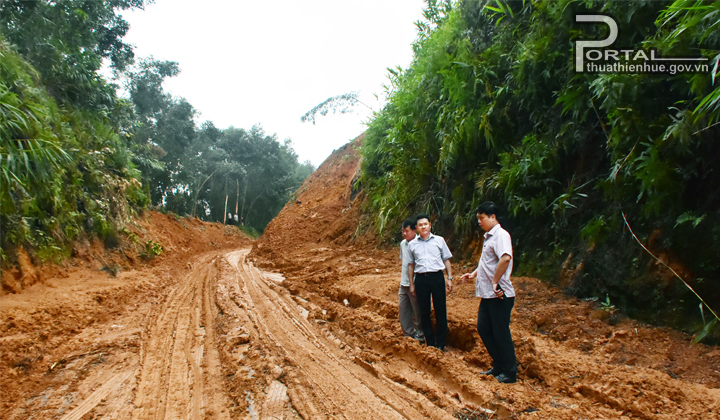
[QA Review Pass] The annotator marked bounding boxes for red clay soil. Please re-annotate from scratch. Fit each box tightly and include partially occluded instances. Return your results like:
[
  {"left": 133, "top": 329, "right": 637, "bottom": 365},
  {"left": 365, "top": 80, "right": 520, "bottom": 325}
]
[
  {"left": 250, "top": 134, "right": 720, "bottom": 419},
  {"left": 1, "top": 135, "right": 719, "bottom": 420},
  {"left": 0, "top": 211, "right": 252, "bottom": 419}
]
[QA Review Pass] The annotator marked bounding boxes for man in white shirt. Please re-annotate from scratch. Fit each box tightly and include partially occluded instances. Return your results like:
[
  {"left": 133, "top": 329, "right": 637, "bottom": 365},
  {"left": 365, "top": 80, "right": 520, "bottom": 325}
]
[
  {"left": 408, "top": 213, "right": 454, "bottom": 351},
  {"left": 461, "top": 201, "right": 517, "bottom": 383},
  {"left": 399, "top": 218, "right": 425, "bottom": 342}
]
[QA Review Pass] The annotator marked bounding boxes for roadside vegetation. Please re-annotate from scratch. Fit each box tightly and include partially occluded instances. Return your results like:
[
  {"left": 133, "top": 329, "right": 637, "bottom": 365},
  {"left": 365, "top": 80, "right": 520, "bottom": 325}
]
[
  {"left": 0, "top": 0, "right": 313, "bottom": 267},
  {"left": 360, "top": 0, "right": 720, "bottom": 338}
]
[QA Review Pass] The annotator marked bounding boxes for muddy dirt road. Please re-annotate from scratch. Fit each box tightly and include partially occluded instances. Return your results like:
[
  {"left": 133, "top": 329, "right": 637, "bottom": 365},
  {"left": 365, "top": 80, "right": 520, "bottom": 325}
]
[
  {"left": 3, "top": 241, "right": 720, "bottom": 419},
  {"left": 2, "top": 248, "right": 474, "bottom": 419}
]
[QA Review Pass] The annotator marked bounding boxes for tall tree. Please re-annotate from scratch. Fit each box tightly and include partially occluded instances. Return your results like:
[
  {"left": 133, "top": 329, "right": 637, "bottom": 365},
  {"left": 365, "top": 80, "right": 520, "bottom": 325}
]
[{"left": 0, "top": 0, "right": 149, "bottom": 109}]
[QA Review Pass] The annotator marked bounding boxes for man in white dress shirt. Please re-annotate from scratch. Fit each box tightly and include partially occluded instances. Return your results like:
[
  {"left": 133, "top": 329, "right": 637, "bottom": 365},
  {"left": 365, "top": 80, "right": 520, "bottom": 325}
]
[
  {"left": 408, "top": 213, "right": 454, "bottom": 351},
  {"left": 461, "top": 201, "right": 517, "bottom": 383}
]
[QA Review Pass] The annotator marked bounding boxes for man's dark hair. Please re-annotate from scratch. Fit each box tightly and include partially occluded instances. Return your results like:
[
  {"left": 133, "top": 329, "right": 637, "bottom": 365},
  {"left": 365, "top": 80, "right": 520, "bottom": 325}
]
[
  {"left": 416, "top": 213, "right": 431, "bottom": 223},
  {"left": 402, "top": 218, "right": 416, "bottom": 230},
  {"left": 475, "top": 201, "right": 500, "bottom": 217}
]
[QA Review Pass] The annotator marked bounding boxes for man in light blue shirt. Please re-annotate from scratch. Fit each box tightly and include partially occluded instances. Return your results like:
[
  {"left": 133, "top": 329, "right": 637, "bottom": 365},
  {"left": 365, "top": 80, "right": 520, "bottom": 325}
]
[
  {"left": 399, "top": 218, "right": 424, "bottom": 342},
  {"left": 408, "top": 213, "right": 453, "bottom": 351},
  {"left": 460, "top": 201, "right": 517, "bottom": 383}
]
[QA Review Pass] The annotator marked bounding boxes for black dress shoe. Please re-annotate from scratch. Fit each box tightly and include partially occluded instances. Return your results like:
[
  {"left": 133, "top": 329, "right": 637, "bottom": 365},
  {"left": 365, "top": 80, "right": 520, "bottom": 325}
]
[
  {"left": 481, "top": 367, "right": 501, "bottom": 376},
  {"left": 495, "top": 373, "right": 517, "bottom": 384}
]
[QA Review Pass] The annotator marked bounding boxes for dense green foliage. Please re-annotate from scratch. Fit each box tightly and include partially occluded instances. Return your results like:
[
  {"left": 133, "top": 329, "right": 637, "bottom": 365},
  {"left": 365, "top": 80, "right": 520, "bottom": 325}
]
[
  {"left": 0, "top": 0, "right": 158, "bottom": 264},
  {"left": 361, "top": 0, "right": 720, "bottom": 333},
  {"left": 0, "top": 0, "right": 313, "bottom": 266},
  {"left": 0, "top": 35, "right": 147, "bottom": 263}
]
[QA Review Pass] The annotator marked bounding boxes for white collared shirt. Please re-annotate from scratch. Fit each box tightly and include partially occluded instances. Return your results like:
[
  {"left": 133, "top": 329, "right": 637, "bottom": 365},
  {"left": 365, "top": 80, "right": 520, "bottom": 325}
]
[
  {"left": 408, "top": 233, "right": 452, "bottom": 273},
  {"left": 476, "top": 224, "right": 515, "bottom": 298}
]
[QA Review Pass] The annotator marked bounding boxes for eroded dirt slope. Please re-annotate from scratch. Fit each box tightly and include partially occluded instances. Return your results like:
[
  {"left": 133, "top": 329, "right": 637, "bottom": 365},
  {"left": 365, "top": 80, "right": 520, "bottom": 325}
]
[{"left": 250, "top": 135, "right": 720, "bottom": 419}]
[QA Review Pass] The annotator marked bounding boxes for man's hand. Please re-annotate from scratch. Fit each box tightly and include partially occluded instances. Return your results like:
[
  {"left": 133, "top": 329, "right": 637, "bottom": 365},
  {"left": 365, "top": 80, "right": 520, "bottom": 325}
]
[
  {"left": 443, "top": 259, "right": 453, "bottom": 292},
  {"left": 492, "top": 254, "right": 511, "bottom": 299},
  {"left": 410, "top": 284, "right": 416, "bottom": 298},
  {"left": 460, "top": 272, "right": 474, "bottom": 284},
  {"left": 493, "top": 283, "right": 505, "bottom": 299}
]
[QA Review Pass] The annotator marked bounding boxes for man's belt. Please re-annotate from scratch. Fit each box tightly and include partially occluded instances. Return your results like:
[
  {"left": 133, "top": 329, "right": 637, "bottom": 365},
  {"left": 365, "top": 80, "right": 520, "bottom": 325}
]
[{"left": 415, "top": 271, "right": 442, "bottom": 276}]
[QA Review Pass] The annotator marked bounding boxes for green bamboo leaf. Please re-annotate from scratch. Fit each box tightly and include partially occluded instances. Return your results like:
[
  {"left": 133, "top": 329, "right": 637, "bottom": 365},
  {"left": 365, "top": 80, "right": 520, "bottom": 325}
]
[
  {"left": 675, "top": 211, "right": 705, "bottom": 228},
  {"left": 693, "top": 318, "right": 717, "bottom": 344},
  {"left": 497, "top": 0, "right": 514, "bottom": 18}
]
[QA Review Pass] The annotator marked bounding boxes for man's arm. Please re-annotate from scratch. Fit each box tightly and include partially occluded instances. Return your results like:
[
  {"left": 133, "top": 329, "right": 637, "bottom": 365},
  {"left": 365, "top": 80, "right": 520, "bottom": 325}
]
[
  {"left": 493, "top": 254, "right": 512, "bottom": 297},
  {"left": 444, "top": 259, "right": 453, "bottom": 292},
  {"left": 408, "top": 263, "right": 415, "bottom": 297}
]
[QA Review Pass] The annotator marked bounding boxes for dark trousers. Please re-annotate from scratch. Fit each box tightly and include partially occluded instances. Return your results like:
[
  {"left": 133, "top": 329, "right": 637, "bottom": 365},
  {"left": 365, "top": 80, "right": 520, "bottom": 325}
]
[
  {"left": 477, "top": 297, "right": 517, "bottom": 375},
  {"left": 414, "top": 271, "right": 447, "bottom": 348}
]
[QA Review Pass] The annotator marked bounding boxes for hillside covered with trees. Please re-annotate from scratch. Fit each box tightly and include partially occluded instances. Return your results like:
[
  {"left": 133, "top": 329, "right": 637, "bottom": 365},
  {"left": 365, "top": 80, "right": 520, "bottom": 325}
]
[
  {"left": 360, "top": 0, "right": 720, "bottom": 337},
  {"left": 0, "top": 0, "right": 313, "bottom": 267}
]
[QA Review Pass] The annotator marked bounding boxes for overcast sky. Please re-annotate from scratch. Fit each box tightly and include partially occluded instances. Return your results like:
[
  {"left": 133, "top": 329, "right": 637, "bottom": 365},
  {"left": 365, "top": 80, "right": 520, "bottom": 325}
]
[{"left": 119, "top": 0, "right": 427, "bottom": 166}]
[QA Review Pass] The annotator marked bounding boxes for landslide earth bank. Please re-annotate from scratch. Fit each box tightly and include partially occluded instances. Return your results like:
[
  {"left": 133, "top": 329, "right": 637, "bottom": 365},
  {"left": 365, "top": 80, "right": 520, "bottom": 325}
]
[
  {"left": 250, "top": 135, "right": 720, "bottom": 419},
  {"left": 1, "top": 211, "right": 250, "bottom": 295}
]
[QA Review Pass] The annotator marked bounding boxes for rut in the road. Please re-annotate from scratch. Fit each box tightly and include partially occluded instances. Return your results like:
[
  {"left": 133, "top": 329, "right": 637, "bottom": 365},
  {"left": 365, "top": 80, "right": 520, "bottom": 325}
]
[
  {"left": 216, "top": 249, "right": 456, "bottom": 420},
  {"left": 133, "top": 255, "right": 231, "bottom": 420},
  {"left": 37, "top": 249, "right": 459, "bottom": 420}
]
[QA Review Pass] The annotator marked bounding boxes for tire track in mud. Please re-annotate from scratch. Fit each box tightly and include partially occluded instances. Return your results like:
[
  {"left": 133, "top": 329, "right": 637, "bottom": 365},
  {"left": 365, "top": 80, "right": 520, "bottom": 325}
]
[
  {"left": 219, "top": 249, "right": 456, "bottom": 420},
  {"left": 28, "top": 247, "right": 453, "bottom": 420},
  {"left": 132, "top": 255, "right": 231, "bottom": 420},
  {"left": 59, "top": 370, "right": 135, "bottom": 420}
]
